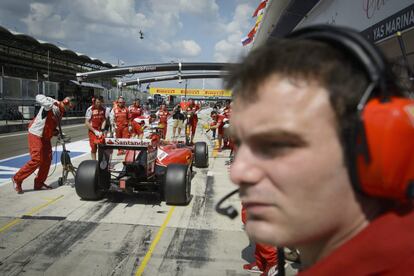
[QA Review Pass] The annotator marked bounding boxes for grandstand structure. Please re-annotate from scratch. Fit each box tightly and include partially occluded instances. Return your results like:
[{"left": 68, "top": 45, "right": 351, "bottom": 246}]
[{"left": 0, "top": 25, "right": 143, "bottom": 118}]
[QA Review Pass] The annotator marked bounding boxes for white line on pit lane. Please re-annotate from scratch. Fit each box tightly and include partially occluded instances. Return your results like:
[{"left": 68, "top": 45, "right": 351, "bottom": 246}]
[
  {"left": 0, "top": 139, "right": 90, "bottom": 187},
  {"left": 0, "top": 124, "right": 85, "bottom": 139}
]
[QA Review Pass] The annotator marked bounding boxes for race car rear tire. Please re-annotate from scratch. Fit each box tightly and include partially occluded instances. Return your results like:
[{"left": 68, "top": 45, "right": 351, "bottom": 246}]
[
  {"left": 164, "top": 164, "right": 191, "bottom": 205},
  {"left": 194, "top": 142, "right": 209, "bottom": 168},
  {"left": 75, "top": 160, "right": 103, "bottom": 200}
]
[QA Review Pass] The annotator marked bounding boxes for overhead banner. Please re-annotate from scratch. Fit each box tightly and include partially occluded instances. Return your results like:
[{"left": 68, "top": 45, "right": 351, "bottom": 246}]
[
  {"left": 362, "top": 4, "right": 414, "bottom": 42},
  {"left": 150, "top": 87, "right": 232, "bottom": 97}
]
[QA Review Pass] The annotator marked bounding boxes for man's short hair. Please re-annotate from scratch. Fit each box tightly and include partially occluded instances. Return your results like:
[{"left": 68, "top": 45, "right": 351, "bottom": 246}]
[
  {"left": 211, "top": 110, "right": 218, "bottom": 116},
  {"left": 226, "top": 39, "right": 401, "bottom": 145}
]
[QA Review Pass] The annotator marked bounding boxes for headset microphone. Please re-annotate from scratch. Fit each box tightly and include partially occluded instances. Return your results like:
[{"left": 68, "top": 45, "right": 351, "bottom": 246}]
[{"left": 215, "top": 188, "right": 239, "bottom": 219}]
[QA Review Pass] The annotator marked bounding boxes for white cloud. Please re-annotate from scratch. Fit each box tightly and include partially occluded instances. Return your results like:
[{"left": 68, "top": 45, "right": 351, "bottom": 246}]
[
  {"left": 179, "top": 0, "right": 219, "bottom": 15},
  {"left": 213, "top": 3, "right": 253, "bottom": 62},
  {"left": 15, "top": 0, "right": 242, "bottom": 76},
  {"left": 71, "top": 0, "right": 149, "bottom": 28},
  {"left": 175, "top": 40, "right": 202, "bottom": 56},
  {"left": 22, "top": 3, "right": 65, "bottom": 39}
]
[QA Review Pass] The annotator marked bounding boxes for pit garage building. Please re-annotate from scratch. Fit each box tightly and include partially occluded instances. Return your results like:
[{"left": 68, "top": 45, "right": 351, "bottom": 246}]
[{"left": 0, "top": 25, "right": 114, "bottom": 118}]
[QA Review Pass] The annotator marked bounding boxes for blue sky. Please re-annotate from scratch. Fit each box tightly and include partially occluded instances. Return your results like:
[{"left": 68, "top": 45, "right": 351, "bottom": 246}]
[{"left": 0, "top": 0, "right": 261, "bottom": 89}]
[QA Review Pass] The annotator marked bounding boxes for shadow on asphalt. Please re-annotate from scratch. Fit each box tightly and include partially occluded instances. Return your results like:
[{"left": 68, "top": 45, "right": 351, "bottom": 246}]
[{"left": 105, "top": 191, "right": 163, "bottom": 207}]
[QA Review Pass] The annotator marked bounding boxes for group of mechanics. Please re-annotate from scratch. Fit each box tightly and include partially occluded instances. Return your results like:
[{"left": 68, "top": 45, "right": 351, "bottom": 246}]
[
  {"left": 84, "top": 95, "right": 213, "bottom": 160},
  {"left": 10, "top": 92, "right": 235, "bottom": 194}
]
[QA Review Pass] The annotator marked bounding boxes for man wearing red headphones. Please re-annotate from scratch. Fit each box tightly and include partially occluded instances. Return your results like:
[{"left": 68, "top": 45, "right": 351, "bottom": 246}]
[
  {"left": 228, "top": 25, "right": 414, "bottom": 275},
  {"left": 12, "top": 95, "right": 74, "bottom": 194},
  {"left": 85, "top": 96, "right": 107, "bottom": 160}
]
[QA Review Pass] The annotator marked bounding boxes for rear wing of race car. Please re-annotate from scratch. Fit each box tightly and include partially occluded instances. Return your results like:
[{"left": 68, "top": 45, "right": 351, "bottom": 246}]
[
  {"left": 98, "top": 138, "right": 154, "bottom": 151},
  {"left": 97, "top": 138, "right": 157, "bottom": 178}
]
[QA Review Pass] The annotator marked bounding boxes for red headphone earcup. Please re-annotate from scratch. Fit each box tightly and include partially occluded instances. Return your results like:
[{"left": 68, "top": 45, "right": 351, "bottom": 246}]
[{"left": 357, "top": 98, "right": 414, "bottom": 200}]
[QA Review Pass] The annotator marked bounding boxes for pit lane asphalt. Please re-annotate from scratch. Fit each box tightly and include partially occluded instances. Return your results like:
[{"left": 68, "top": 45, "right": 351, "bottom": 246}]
[{"left": 0, "top": 112, "right": 297, "bottom": 276}]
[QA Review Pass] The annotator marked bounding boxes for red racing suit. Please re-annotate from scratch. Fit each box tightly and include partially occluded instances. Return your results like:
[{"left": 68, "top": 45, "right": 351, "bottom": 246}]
[
  {"left": 185, "top": 104, "right": 200, "bottom": 136},
  {"left": 157, "top": 109, "right": 170, "bottom": 139},
  {"left": 179, "top": 101, "right": 189, "bottom": 110},
  {"left": 110, "top": 105, "right": 129, "bottom": 139},
  {"left": 128, "top": 104, "right": 142, "bottom": 121},
  {"left": 241, "top": 205, "right": 278, "bottom": 273},
  {"left": 131, "top": 118, "right": 145, "bottom": 137},
  {"left": 211, "top": 114, "right": 226, "bottom": 136},
  {"left": 85, "top": 105, "right": 107, "bottom": 153},
  {"left": 223, "top": 106, "right": 232, "bottom": 119},
  {"left": 13, "top": 95, "right": 65, "bottom": 188}
]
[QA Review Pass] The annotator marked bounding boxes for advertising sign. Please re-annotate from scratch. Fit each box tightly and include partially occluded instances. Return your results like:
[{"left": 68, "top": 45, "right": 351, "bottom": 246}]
[{"left": 150, "top": 87, "right": 232, "bottom": 97}]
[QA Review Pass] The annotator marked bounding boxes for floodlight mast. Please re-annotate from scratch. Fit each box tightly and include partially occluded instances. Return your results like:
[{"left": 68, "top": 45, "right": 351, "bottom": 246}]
[{"left": 76, "top": 62, "right": 234, "bottom": 81}]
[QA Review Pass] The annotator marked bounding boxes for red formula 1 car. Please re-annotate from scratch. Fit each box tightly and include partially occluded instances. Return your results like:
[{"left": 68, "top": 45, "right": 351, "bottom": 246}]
[{"left": 74, "top": 127, "right": 209, "bottom": 205}]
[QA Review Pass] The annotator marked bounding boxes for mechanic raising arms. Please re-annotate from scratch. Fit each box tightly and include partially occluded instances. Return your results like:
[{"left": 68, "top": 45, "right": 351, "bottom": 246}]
[
  {"left": 156, "top": 103, "right": 170, "bottom": 139},
  {"left": 185, "top": 98, "right": 200, "bottom": 144},
  {"left": 12, "top": 95, "right": 74, "bottom": 194},
  {"left": 85, "top": 96, "right": 107, "bottom": 160},
  {"left": 128, "top": 98, "right": 142, "bottom": 121}
]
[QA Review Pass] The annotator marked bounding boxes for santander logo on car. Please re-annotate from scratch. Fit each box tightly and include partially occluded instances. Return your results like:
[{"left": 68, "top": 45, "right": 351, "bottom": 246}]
[{"left": 105, "top": 138, "right": 151, "bottom": 146}]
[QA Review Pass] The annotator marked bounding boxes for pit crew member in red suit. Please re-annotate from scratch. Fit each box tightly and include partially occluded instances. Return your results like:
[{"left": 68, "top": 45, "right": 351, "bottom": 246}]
[
  {"left": 110, "top": 96, "right": 129, "bottom": 154},
  {"left": 222, "top": 99, "right": 232, "bottom": 119},
  {"left": 12, "top": 95, "right": 74, "bottom": 194},
  {"left": 241, "top": 205, "right": 278, "bottom": 275},
  {"left": 185, "top": 98, "right": 200, "bottom": 144},
  {"left": 179, "top": 100, "right": 188, "bottom": 110},
  {"left": 228, "top": 28, "right": 414, "bottom": 275},
  {"left": 209, "top": 110, "right": 227, "bottom": 151},
  {"left": 128, "top": 98, "right": 142, "bottom": 121},
  {"left": 156, "top": 103, "right": 170, "bottom": 139},
  {"left": 85, "top": 96, "right": 107, "bottom": 160},
  {"left": 131, "top": 118, "right": 145, "bottom": 139}
]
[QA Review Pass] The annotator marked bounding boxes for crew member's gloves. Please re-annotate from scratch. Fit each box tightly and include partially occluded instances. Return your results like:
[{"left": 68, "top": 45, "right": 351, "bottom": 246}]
[
  {"left": 93, "top": 130, "right": 102, "bottom": 137},
  {"left": 223, "top": 119, "right": 230, "bottom": 129}
]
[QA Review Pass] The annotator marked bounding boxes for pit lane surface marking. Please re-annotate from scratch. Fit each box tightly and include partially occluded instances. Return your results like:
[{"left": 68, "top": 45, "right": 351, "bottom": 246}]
[
  {"left": 135, "top": 206, "right": 176, "bottom": 276},
  {"left": 0, "top": 139, "right": 90, "bottom": 186},
  {"left": 0, "top": 195, "right": 64, "bottom": 234},
  {"left": 0, "top": 124, "right": 85, "bottom": 139}
]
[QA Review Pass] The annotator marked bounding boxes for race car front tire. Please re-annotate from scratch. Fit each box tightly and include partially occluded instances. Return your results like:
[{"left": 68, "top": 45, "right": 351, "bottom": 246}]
[
  {"left": 164, "top": 164, "right": 191, "bottom": 205},
  {"left": 194, "top": 142, "right": 209, "bottom": 168},
  {"left": 75, "top": 160, "right": 103, "bottom": 200}
]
